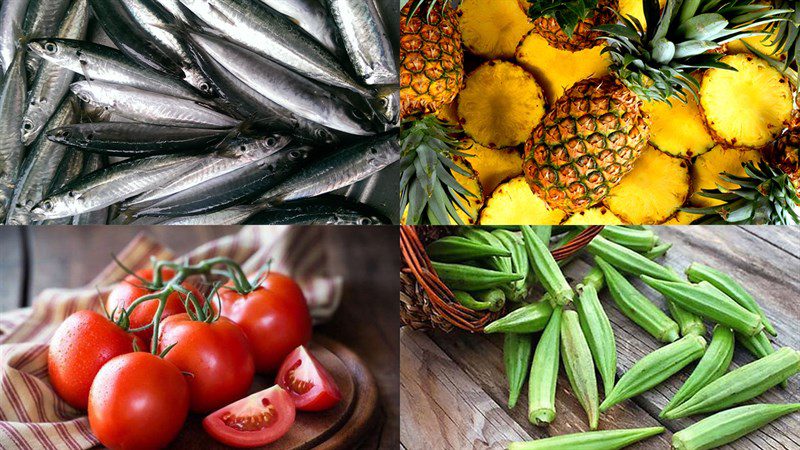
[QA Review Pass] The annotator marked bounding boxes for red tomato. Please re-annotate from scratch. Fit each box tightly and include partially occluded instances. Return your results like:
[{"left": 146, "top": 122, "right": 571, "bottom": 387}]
[
  {"left": 158, "top": 314, "right": 255, "bottom": 413},
  {"left": 106, "top": 267, "right": 204, "bottom": 344},
  {"left": 276, "top": 345, "right": 341, "bottom": 411},
  {"left": 48, "top": 310, "right": 143, "bottom": 410},
  {"left": 216, "top": 273, "right": 312, "bottom": 373},
  {"left": 202, "top": 385, "right": 295, "bottom": 448},
  {"left": 88, "top": 352, "right": 189, "bottom": 450}
]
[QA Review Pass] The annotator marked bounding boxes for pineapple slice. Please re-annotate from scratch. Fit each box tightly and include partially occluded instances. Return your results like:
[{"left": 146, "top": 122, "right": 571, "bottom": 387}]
[
  {"left": 479, "top": 176, "right": 567, "bottom": 225},
  {"left": 662, "top": 210, "right": 703, "bottom": 225},
  {"left": 462, "top": 139, "right": 524, "bottom": 194},
  {"left": 690, "top": 145, "right": 762, "bottom": 207},
  {"left": 605, "top": 145, "right": 690, "bottom": 224},
  {"left": 460, "top": 0, "right": 533, "bottom": 59},
  {"left": 458, "top": 60, "right": 546, "bottom": 148},
  {"left": 619, "top": 0, "right": 666, "bottom": 30},
  {"left": 700, "top": 54, "right": 793, "bottom": 148},
  {"left": 563, "top": 207, "right": 624, "bottom": 225},
  {"left": 728, "top": 25, "right": 786, "bottom": 62},
  {"left": 435, "top": 101, "right": 460, "bottom": 127},
  {"left": 644, "top": 95, "right": 715, "bottom": 158},
  {"left": 515, "top": 31, "right": 611, "bottom": 104}
]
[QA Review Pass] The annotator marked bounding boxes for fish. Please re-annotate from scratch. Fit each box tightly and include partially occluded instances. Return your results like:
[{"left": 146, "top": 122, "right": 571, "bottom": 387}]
[
  {"left": 28, "top": 39, "right": 208, "bottom": 102},
  {"left": 254, "top": 134, "right": 399, "bottom": 204},
  {"left": 0, "top": 49, "right": 26, "bottom": 221},
  {"left": 187, "top": 31, "right": 376, "bottom": 136},
  {"left": 72, "top": 153, "right": 110, "bottom": 225},
  {"left": 0, "top": 0, "right": 28, "bottom": 74},
  {"left": 178, "top": 0, "right": 371, "bottom": 96},
  {"left": 70, "top": 81, "right": 240, "bottom": 129},
  {"left": 22, "top": 0, "right": 72, "bottom": 75},
  {"left": 21, "top": 0, "right": 90, "bottom": 145},
  {"left": 325, "top": 0, "right": 398, "bottom": 86},
  {"left": 151, "top": 206, "right": 258, "bottom": 225},
  {"left": 256, "top": 0, "right": 341, "bottom": 58},
  {"left": 46, "top": 123, "right": 233, "bottom": 157},
  {"left": 30, "top": 154, "right": 205, "bottom": 220},
  {"left": 244, "top": 195, "right": 390, "bottom": 225}
]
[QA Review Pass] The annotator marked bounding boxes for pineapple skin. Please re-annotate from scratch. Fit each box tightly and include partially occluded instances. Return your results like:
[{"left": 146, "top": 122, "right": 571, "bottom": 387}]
[
  {"left": 523, "top": 76, "right": 649, "bottom": 214},
  {"left": 530, "top": 0, "right": 619, "bottom": 52},
  {"left": 400, "top": 1, "right": 464, "bottom": 117},
  {"left": 765, "top": 111, "right": 800, "bottom": 194}
]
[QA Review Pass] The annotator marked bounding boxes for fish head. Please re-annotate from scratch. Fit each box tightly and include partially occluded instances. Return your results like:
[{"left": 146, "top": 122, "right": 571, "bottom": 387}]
[
  {"left": 30, "top": 195, "right": 76, "bottom": 221},
  {"left": 373, "top": 89, "right": 399, "bottom": 128},
  {"left": 183, "top": 67, "right": 216, "bottom": 97},
  {"left": 328, "top": 214, "right": 386, "bottom": 226},
  {"left": 366, "top": 139, "right": 401, "bottom": 168},
  {"left": 20, "top": 107, "right": 47, "bottom": 146},
  {"left": 70, "top": 81, "right": 100, "bottom": 106},
  {"left": 241, "top": 134, "right": 292, "bottom": 156},
  {"left": 28, "top": 39, "right": 68, "bottom": 64},
  {"left": 46, "top": 127, "right": 72, "bottom": 145}
]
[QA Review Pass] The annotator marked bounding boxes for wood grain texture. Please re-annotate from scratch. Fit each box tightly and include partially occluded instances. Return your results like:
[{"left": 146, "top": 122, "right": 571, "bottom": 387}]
[{"left": 401, "top": 226, "right": 800, "bottom": 449}]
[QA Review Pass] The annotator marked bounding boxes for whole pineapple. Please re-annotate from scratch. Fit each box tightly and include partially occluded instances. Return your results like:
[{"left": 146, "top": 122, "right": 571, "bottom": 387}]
[
  {"left": 400, "top": 0, "right": 464, "bottom": 117},
  {"left": 523, "top": 0, "right": 786, "bottom": 214},
  {"left": 527, "top": 0, "right": 619, "bottom": 51}
]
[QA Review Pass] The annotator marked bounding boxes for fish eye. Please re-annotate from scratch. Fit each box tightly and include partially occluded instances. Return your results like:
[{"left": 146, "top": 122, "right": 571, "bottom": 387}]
[
  {"left": 22, "top": 121, "right": 33, "bottom": 131},
  {"left": 359, "top": 218, "right": 372, "bottom": 225},
  {"left": 369, "top": 147, "right": 378, "bottom": 155},
  {"left": 86, "top": 132, "right": 94, "bottom": 140},
  {"left": 67, "top": 191, "right": 76, "bottom": 198},
  {"left": 45, "top": 42, "right": 57, "bottom": 53},
  {"left": 199, "top": 82, "right": 211, "bottom": 93},
  {"left": 78, "top": 94, "right": 91, "bottom": 102},
  {"left": 43, "top": 201, "right": 52, "bottom": 210},
  {"left": 56, "top": 130, "right": 69, "bottom": 138},
  {"left": 289, "top": 150, "right": 302, "bottom": 160},
  {"left": 239, "top": 145, "right": 247, "bottom": 151},
  {"left": 265, "top": 137, "right": 276, "bottom": 146}
]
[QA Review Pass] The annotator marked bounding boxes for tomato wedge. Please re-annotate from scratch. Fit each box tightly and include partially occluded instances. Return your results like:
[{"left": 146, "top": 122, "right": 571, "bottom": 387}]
[
  {"left": 202, "top": 385, "right": 295, "bottom": 448},
  {"left": 276, "top": 345, "right": 342, "bottom": 411}
]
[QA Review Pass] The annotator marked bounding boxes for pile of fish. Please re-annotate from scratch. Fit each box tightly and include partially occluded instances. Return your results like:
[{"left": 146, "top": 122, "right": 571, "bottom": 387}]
[{"left": 0, "top": 0, "right": 399, "bottom": 225}]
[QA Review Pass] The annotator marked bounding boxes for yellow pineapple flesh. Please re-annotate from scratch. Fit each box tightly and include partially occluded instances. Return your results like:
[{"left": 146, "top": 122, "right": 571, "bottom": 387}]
[
  {"left": 459, "top": 0, "right": 532, "bottom": 59},
  {"left": 663, "top": 210, "right": 703, "bottom": 225},
  {"left": 530, "top": 0, "right": 619, "bottom": 51},
  {"left": 644, "top": 95, "right": 715, "bottom": 158},
  {"left": 728, "top": 25, "right": 786, "bottom": 62},
  {"left": 515, "top": 31, "right": 610, "bottom": 104},
  {"left": 479, "top": 176, "right": 567, "bottom": 225},
  {"left": 458, "top": 60, "right": 546, "bottom": 148},
  {"left": 434, "top": 100, "right": 460, "bottom": 127},
  {"left": 563, "top": 207, "right": 623, "bottom": 225},
  {"left": 461, "top": 139, "right": 524, "bottom": 194},
  {"left": 700, "top": 54, "right": 793, "bottom": 148},
  {"left": 690, "top": 145, "right": 762, "bottom": 207},
  {"left": 604, "top": 145, "right": 690, "bottom": 224}
]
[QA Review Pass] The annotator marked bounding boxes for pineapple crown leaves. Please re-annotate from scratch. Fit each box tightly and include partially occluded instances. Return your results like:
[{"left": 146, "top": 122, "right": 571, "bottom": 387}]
[
  {"left": 597, "top": 0, "right": 791, "bottom": 103},
  {"left": 761, "top": 0, "right": 800, "bottom": 83},
  {"left": 683, "top": 160, "right": 800, "bottom": 225},
  {"left": 401, "top": 0, "right": 450, "bottom": 21},
  {"left": 400, "top": 116, "right": 477, "bottom": 225},
  {"left": 526, "top": 0, "right": 600, "bottom": 38}
]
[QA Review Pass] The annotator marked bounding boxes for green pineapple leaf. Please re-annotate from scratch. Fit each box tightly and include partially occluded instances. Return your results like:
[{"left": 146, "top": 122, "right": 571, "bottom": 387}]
[{"left": 527, "top": 0, "right": 600, "bottom": 38}]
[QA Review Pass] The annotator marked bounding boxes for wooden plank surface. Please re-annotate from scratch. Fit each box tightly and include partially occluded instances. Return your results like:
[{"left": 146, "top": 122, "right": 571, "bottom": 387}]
[{"left": 400, "top": 225, "right": 800, "bottom": 449}]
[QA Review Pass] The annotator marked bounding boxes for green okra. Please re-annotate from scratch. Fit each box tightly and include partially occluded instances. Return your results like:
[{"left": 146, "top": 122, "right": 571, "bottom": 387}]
[
  {"left": 426, "top": 236, "right": 511, "bottom": 263},
  {"left": 484, "top": 301, "right": 553, "bottom": 334},
  {"left": 432, "top": 261, "right": 522, "bottom": 291},
  {"left": 686, "top": 262, "right": 777, "bottom": 336},
  {"left": 736, "top": 330, "right": 776, "bottom": 360},
  {"left": 667, "top": 299, "right": 707, "bottom": 337},
  {"left": 508, "top": 427, "right": 665, "bottom": 450},
  {"left": 661, "top": 325, "right": 734, "bottom": 417},
  {"left": 595, "top": 257, "right": 680, "bottom": 343},
  {"left": 581, "top": 266, "right": 605, "bottom": 292},
  {"left": 672, "top": 403, "right": 800, "bottom": 450},
  {"left": 528, "top": 307, "right": 563, "bottom": 426},
  {"left": 600, "top": 226, "right": 658, "bottom": 252},
  {"left": 586, "top": 235, "right": 683, "bottom": 282},
  {"left": 663, "top": 347, "right": 800, "bottom": 419},
  {"left": 474, "top": 288, "right": 506, "bottom": 312},
  {"left": 641, "top": 276, "right": 763, "bottom": 337},
  {"left": 531, "top": 225, "right": 552, "bottom": 245},
  {"left": 560, "top": 310, "right": 600, "bottom": 430},
  {"left": 574, "top": 283, "right": 616, "bottom": 398},
  {"left": 640, "top": 241, "right": 673, "bottom": 260},
  {"left": 492, "top": 229, "right": 531, "bottom": 303},
  {"left": 504, "top": 333, "right": 533, "bottom": 409},
  {"left": 599, "top": 334, "right": 707, "bottom": 412},
  {"left": 453, "top": 290, "right": 503, "bottom": 311},
  {"left": 458, "top": 228, "right": 512, "bottom": 273},
  {"left": 521, "top": 226, "right": 574, "bottom": 307}
]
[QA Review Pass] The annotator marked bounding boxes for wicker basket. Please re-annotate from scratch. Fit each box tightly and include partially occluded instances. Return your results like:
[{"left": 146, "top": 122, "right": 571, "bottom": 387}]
[{"left": 400, "top": 225, "right": 604, "bottom": 333}]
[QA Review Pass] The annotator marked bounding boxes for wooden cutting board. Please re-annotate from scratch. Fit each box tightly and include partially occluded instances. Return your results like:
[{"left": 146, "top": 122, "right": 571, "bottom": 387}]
[{"left": 168, "top": 335, "right": 379, "bottom": 449}]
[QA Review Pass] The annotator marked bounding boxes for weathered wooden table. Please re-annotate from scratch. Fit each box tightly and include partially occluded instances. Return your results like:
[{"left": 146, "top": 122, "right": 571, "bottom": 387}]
[
  {"left": 400, "top": 226, "right": 800, "bottom": 450},
  {"left": 0, "top": 226, "right": 399, "bottom": 449}
]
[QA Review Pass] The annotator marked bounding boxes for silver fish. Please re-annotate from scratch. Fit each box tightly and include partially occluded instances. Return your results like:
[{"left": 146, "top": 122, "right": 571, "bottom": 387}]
[
  {"left": 71, "top": 81, "right": 239, "bottom": 129},
  {"left": 6, "top": 97, "right": 77, "bottom": 225},
  {"left": 325, "top": 0, "right": 397, "bottom": 85},
  {"left": 256, "top": 0, "right": 341, "bottom": 57},
  {"left": 0, "top": 0, "right": 28, "bottom": 74},
  {"left": 22, "top": 0, "right": 72, "bottom": 74},
  {"left": 30, "top": 154, "right": 204, "bottom": 220},
  {"left": 0, "top": 49, "right": 26, "bottom": 220},
  {"left": 178, "top": 0, "right": 370, "bottom": 96},
  {"left": 155, "top": 0, "right": 193, "bottom": 22},
  {"left": 256, "top": 134, "right": 399, "bottom": 204},
  {"left": 188, "top": 31, "right": 375, "bottom": 136},
  {"left": 21, "top": 0, "right": 90, "bottom": 145},
  {"left": 72, "top": 153, "right": 110, "bottom": 225},
  {"left": 29, "top": 39, "right": 207, "bottom": 102},
  {"left": 157, "top": 206, "right": 258, "bottom": 225}
]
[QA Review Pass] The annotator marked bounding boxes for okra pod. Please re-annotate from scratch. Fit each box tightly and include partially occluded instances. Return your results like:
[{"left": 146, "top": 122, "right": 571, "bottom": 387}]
[
  {"left": 458, "top": 228, "right": 512, "bottom": 273},
  {"left": 641, "top": 276, "right": 763, "bottom": 337},
  {"left": 561, "top": 310, "right": 600, "bottom": 430},
  {"left": 663, "top": 347, "right": 800, "bottom": 419},
  {"left": 686, "top": 262, "right": 777, "bottom": 336},
  {"left": 504, "top": 333, "right": 533, "bottom": 409},
  {"left": 521, "top": 226, "right": 574, "bottom": 307},
  {"left": 586, "top": 235, "right": 683, "bottom": 282},
  {"left": 426, "top": 236, "right": 511, "bottom": 262},
  {"left": 667, "top": 299, "right": 707, "bottom": 337},
  {"left": 528, "top": 307, "right": 563, "bottom": 426},
  {"left": 661, "top": 325, "right": 734, "bottom": 417},
  {"left": 641, "top": 241, "right": 672, "bottom": 260},
  {"left": 453, "top": 290, "right": 502, "bottom": 311},
  {"left": 493, "top": 229, "right": 531, "bottom": 303},
  {"left": 736, "top": 331, "right": 785, "bottom": 388},
  {"left": 484, "top": 301, "right": 553, "bottom": 334},
  {"left": 596, "top": 257, "right": 680, "bottom": 343},
  {"left": 581, "top": 267, "right": 605, "bottom": 292},
  {"left": 672, "top": 403, "right": 800, "bottom": 450},
  {"left": 508, "top": 427, "right": 665, "bottom": 450},
  {"left": 574, "top": 283, "right": 616, "bottom": 398},
  {"left": 531, "top": 226, "right": 552, "bottom": 245},
  {"left": 600, "top": 226, "right": 658, "bottom": 252},
  {"left": 599, "top": 334, "right": 707, "bottom": 412},
  {"left": 431, "top": 261, "right": 522, "bottom": 291}
]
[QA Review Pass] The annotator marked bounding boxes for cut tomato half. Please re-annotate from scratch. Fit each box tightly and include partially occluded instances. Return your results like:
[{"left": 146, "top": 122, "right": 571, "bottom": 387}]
[
  {"left": 202, "top": 385, "right": 295, "bottom": 448},
  {"left": 276, "top": 345, "right": 342, "bottom": 412}
]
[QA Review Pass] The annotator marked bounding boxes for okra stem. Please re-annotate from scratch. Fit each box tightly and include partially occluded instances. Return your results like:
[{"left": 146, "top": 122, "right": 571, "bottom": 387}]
[
  {"left": 528, "top": 307, "right": 563, "bottom": 426},
  {"left": 504, "top": 333, "right": 533, "bottom": 409},
  {"left": 508, "top": 427, "right": 665, "bottom": 450},
  {"left": 521, "top": 226, "right": 574, "bottom": 307},
  {"left": 561, "top": 310, "right": 600, "bottom": 430}
]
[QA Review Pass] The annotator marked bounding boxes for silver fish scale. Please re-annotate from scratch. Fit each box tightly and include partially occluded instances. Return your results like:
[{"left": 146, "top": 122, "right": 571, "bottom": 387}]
[
  {"left": 257, "top": 0, "right": 340, "bottom": 57},
  {"left": 0, "top": 51, "right": 26, "bottom": 219},
  {"left": 0, "top": 0, "right": 28, "bottom": 74}
]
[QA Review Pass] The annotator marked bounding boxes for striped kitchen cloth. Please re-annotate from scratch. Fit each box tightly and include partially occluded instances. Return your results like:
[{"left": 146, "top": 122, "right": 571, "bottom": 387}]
[{"left": 0, "top": 226, "right": 343, "bottom": 450}]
